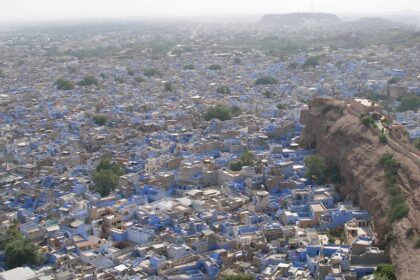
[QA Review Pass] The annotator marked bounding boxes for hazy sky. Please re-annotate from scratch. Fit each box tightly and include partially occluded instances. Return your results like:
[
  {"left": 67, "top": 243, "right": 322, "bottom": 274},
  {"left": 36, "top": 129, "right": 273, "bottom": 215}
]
[{"left": 1, "top": 0, "right": 419, "bottom": 23}]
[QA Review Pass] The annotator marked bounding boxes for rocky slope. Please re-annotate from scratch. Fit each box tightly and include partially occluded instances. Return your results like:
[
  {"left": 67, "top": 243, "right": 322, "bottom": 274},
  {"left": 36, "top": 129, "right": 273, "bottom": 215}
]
[{"left": 299, "top": 98, "right": 420, "bottom": 280}]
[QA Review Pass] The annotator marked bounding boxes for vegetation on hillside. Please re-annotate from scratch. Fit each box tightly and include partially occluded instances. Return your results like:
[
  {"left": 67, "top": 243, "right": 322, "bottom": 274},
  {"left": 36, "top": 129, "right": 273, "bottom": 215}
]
[
  {"left": 378, "top": 153, "right": 409, "bottom": 223},
  {"left": 304, "top": 154, "right": 343, "bottom": 183}
]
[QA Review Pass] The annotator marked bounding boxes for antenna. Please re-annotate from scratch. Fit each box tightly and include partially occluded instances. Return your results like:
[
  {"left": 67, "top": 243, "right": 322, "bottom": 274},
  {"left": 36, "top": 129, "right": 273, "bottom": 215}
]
[{"left": 310, "top": 0, "right": 315, "bottom": 13}]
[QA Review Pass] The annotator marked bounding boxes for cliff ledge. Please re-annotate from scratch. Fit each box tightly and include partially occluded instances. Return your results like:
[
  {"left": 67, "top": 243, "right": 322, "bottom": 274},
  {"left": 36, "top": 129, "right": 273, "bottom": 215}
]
[{"left": 300, "top": 98, "right": 420, "bottom": 280}]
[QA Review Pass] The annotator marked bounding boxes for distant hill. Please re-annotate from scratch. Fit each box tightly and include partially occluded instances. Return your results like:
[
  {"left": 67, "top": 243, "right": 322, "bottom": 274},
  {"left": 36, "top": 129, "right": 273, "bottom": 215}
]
[
  {"left": 345, "top": 17, "right": 409, "bottom": 30},
  {"left": 260, "top": 13, "right": 343, "bottom": 26}
]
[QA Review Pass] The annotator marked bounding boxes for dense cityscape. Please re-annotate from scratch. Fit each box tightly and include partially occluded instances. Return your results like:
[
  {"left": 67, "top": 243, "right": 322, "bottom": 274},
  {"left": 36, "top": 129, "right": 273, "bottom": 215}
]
[{"left": 0, "top": 9, "right": 419, "bottom": 280}]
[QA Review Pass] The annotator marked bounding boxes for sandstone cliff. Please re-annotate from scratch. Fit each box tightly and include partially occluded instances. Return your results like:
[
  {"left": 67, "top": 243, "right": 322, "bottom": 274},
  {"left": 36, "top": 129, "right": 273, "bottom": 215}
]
[{"left": 299, "top": 98, "right": 420, "bottom": 280}]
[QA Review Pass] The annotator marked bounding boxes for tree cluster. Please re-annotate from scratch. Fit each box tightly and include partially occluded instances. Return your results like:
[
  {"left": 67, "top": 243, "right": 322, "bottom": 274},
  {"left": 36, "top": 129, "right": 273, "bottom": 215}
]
[
  {"left": 208, "top": 64, "right": 222, "bottom": 70},
  {"left": 379, "top": 153, "right": 409, "bottom": 223},
  {"left": 55, "top": 78, "right": 74, "bottom": 90},
  {"left": 92, "top": 159, "right": 125, "bottom": 197},
  {"left": 216, "top": 85, "right": 231, "bottom": 95},
  {"left": 144, "top": 68, "right": 160, "bottom": 77},
  {"left": 230, "top": 151, "right": 256, "bottom": 171},
  {"left": 164, "top": 82, "right": 173, "bottom": 92},
  {"left": 93, "top": 115, "right": 106, "bottom": 126},
  {"left": 76, "top": 75, "right": 99, "bottom": 86},
  {"left": 303, "top": 56, "right": 320, "bottom": 68},
  {"left": 255, "top": 76, "right": 278, "bottom": 85},
  {"left": 398, "top": 95, "right": 420, "bottom": 112},
  {"left": 203, "top": 104, "right": 241, "bottom": 122},
  {"left": 0, "top": 229, "right": 44, "bottom": 269}
]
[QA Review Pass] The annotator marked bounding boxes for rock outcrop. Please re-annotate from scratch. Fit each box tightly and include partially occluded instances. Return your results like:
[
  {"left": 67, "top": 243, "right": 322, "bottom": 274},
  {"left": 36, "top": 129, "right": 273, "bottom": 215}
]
[{"left": 299, "top": 98, "right": 420, "bottom": 280}]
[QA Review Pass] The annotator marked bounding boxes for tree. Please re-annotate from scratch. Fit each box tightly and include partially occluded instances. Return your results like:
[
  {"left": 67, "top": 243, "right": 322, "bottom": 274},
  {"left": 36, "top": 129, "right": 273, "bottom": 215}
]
[
  {"left": 183, "top": 64, "right": 195, "bottom": 70},
  {"left": 360, "top": 114, "right": 375, "bottom": 127},
  {"left": 203, "top": 104, "right": 241, "bottom": 121},
  {"left": 92, "top": 159, "right": 124, "bottom": 197},
  {"left": 233, "top": 57, "right": 241, "bottom": 65},
  {"left": 303, "top": 56, "right": 319, "bottom": 68},
  {"left": 164, "top": 82, "right": 173, "bottom": 92},
  {"left": 115, "top": 77, "right": 125, "bottom": 84},
  {"left": 204, "top": 104, "right": 232, "bottom": 121},
  {"left": 398, "top": 95, "right": 420, "bottom": 112},
  {"left": 240, "top": 151, "right": 256, "bottom": 166},
  {"left": 287, "top": 62, "right": 298, "bottom": 70},
  {"left": 216, "top": 85, "right": 231, "bottom": 95},
  {"left": 413, "top": 138, "right": 420, "bottom": 150},
  {"left": 76, "top": 75, "right": 98, "bottom": 86},
  {"left": 127, "top": 69, "right": 135, "bottom": 76},
  {"left": 255, "top": 76, "right": 278, "bottom": 85},
  {"left": 263, "top": 90, "right": 273, "bottom": 98},
  {"left": 373, "top": 264, "right": 396, "bottom": 280},
  {"left": 0, "top": 229, "right": 43, "bottom": 269},
  {"left": 277, "top": 103, "right": 286, "bottom": 110},
  {"left": 55, "top": 78, "right": 74, "bottom": 90},
  {"left": 220, "top": 273, "right": 254, "bottom": 280},
  {"left": 229, "top": 151, "right": 256, "bottom": 171},
  {"left": 387, "top": 77, "right": 400, "bottom": 85},
  {"left": 93, "top": 115, "right": 106, "bottom": 126},
  {"left": 209, "top": 64, "right": 221, "bottom": 70},
  {"left": 135, "top": 76, "right": 145, "bottom": 83},
  {"left": 144, "top": 68, "right": 160, "bottom": 77},
  {"left": 230, "top": 106, "right": 242, "bottom": 117},
  {"left": 304, "top": 154, "right": 326, "bottom": 181}
]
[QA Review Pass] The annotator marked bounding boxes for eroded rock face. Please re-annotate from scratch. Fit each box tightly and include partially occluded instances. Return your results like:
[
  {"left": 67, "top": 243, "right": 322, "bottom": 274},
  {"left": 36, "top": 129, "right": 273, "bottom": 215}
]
[{"left": 300, "top": 98, "right": 420, "bottom": 280}]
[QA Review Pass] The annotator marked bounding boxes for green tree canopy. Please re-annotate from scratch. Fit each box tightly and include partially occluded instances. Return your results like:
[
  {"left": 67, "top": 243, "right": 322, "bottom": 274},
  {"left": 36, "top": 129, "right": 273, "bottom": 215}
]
[
  {"left": 76, "top": 75, "right": 98, "bottom": 86},
  {"left": 304, "top": 154, "right": 326, "bottom": 181},
  {"left": 263, "top": 90, "right": 273, "bottom": 98},
  {"left": 209, "top": 64, "right": 222, "bottom": 70},
  {"left": 183, "top": 64, "right": 195, "bottom": 70},
  {"left": 55, "top": 78, "right": 74, "bottom": 90},
  {"left": 144, "top": 68, "right": 160, "bottom": 77},
  {"left": 373, "top": 264, "right": 396, "bottom": 280},
  {"left": 387, "top": 77, "right": 400, "bottom": 85},
  {"left": 413, "top": 138, "right": 420, "bottom": 150},
  {"left": 93, "top": 159, "right": 124, "bottom": 197},
  {"left": 230, "top": 151, "right": 256, "bottom": 171},
  {"left": 203, "top": 104, "right": 241, "bottom": 121},
  {"left": 127, "top": 69, "right": 135, "bottom": 76},
  {"left": 216, "top": 85, "right": 231, "bottom": 95},
  {"left": 0, "top": 229, "right": 44, "bottom": 269},
  {"left": 398, "top": 95, "right": 420, "bottom": 112},
  {"left": 303, "top": 56, "right": 320, "bottom": 68},
  {"left": 135, "top": 76, "right": 145, "bottom": 83},
  {"left": 164, "top": 82, "right": 173, "bottom": 92},
  {"left": 93, "top": 115, "right": 106, "bottom": 126},
  {"left": 277, "top": 103, "right": 286, "bottom": 110},
  {"left": 220, "top": 273, "right": 254, "bottom": 280},
  {"left": 255, "top": 76, "right": 278, "bottom": 85}
]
